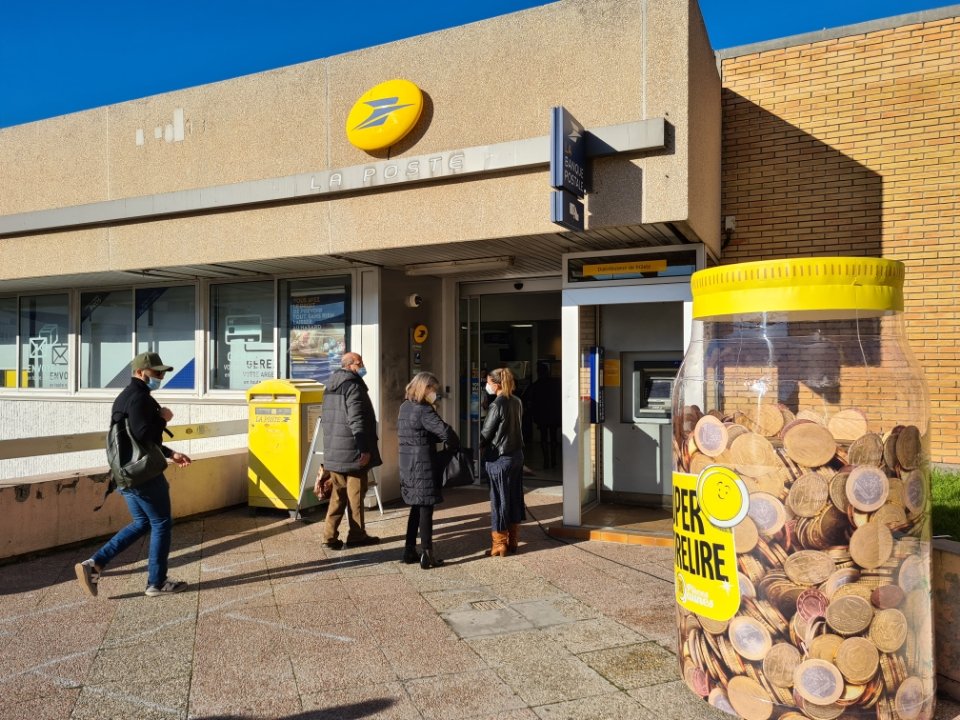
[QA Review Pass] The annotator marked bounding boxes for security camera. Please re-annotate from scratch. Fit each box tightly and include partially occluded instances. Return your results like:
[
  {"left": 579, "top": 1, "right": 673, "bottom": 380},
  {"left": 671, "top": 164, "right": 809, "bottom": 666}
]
[
  {"left": 513, "top": 282, "right": 524, "bottom": 290},
  {"left": 405, "top": 293, "right": 423, "bottom": 308}
]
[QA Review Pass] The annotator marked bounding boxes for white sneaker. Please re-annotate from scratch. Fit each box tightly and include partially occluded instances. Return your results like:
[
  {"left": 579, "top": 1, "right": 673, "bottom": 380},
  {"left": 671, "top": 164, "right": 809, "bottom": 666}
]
[
  {"left": 75, "top": 560, "right": 99, "bottom": 597},
  {"left": 145, "top": 579, "right": 187, "bottom": 596}
]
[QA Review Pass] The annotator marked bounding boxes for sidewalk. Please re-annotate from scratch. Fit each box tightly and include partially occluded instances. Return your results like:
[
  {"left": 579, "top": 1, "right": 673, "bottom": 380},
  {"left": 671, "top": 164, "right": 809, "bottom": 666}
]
[{"left": 1, "top": 482, "right": 957, "bottom": 720}]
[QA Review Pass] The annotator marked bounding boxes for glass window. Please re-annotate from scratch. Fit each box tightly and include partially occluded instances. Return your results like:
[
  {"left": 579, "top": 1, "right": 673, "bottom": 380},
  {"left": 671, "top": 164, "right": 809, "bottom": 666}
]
[
  {"left": 136, "top": 286, "right": 196, "bottom": 390},
  {"left": 80, "top": 291, "right": 133, "bottom": 389},
  {"left": 20, "top": 294, "right": 69, "bottom": 389},
  {"left": 0, "top": 298, "right": 16, "bottom": 388},
  {"left": 209, "top": 281, "right": 274, "bottom": 390},
  {"left": 280, "top": 277, "right": 350, "bottom": 384}
]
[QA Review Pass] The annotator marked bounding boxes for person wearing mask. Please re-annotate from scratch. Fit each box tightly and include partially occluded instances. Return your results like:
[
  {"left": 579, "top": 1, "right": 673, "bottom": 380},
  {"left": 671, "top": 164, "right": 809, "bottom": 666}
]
[
  {"left": 397, "top": 372, "right": 459, "bottom": 568},
  {"left": 479, "top": 367, "right": 526, "bottom": 557},
  {"left": 317, "top": 352, "right": 382, "bottom": 549},
  {"left": 75, "top": 352, "right": 192, "bottom": 598}
]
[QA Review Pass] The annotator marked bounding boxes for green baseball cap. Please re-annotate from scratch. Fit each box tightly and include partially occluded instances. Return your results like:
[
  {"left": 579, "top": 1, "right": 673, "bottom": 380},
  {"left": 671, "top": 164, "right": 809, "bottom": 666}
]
[{"left": 132, "top": 351, "right": 173, "bottom": 372}]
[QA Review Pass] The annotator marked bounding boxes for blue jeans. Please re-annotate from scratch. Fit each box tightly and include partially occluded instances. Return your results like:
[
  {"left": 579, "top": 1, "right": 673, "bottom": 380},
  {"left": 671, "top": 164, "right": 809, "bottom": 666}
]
[{"left": 92, "top": 474, "right": 172, "bottom": 588}]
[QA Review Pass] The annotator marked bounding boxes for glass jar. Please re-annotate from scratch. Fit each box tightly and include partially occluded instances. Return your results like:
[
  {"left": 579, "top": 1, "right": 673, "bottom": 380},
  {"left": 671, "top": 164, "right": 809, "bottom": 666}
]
[{"left": 672, "top": 258, "right": 935, "bottom": 720}]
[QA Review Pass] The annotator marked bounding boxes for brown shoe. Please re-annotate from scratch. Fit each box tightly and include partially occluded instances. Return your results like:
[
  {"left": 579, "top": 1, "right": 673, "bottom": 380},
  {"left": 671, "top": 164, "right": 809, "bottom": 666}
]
[
  {"left": 488, "top": 530, "right": 509, "bottom": 557},
  {"left": 507, "top": 524, "right": 520, "bottom": 554}
]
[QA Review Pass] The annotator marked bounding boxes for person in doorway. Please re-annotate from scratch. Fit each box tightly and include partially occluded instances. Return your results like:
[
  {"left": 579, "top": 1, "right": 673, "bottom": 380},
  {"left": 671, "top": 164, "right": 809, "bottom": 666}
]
[
  {"left": 318, "top": 352, "right": 382, "bottom": 549},
  {"left": 75, "top": 352, "right": 192, "bottom": 598},
  {"left": 397, "top": 372, "right": 459, "bottom": 568},
  {"left": 527, "top": 361, "right": 562, "bottom": 470},
  {"left": 479, "top": 367, "right": 526, "bottom": 557}
]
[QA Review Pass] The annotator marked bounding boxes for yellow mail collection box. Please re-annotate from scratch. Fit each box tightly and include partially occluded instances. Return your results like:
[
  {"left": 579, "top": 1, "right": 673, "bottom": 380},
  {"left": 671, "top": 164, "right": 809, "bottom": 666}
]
[{"left": 246, "top": 379, "right": 325, "bottom": 513}]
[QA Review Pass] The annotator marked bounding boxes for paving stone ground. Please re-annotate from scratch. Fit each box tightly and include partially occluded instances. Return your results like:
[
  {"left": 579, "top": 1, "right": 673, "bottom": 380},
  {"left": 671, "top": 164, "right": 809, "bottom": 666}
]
[{"left": 1, "top": 482, "right": 957, "bottom": 720}]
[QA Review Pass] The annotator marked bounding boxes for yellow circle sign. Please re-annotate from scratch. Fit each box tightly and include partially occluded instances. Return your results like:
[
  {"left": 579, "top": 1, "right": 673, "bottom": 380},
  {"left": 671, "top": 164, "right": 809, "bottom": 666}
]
[
  {"left": 345, "top": 79, "right": 424, "bottom": 151},
  {"left": 696, "top": 465, "right": 749, "bottom": 528},
  {"left": 413, "top": 324, "right": 429, "bottom": 343}
]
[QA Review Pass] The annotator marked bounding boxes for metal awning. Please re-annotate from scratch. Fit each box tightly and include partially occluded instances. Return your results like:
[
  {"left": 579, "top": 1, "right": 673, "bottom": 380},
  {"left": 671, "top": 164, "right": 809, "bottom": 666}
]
[{"left": 0, "top": 223, "right": 691, "bottom": 292}]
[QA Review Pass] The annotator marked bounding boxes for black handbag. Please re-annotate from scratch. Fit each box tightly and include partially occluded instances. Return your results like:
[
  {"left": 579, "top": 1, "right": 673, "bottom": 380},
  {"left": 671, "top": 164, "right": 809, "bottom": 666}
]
[
  {"left": 106, "top": 414, "right": 168, "bottom": 489},
  {"left": 442, "top": 448, "right": 475, "bottom": 487}
]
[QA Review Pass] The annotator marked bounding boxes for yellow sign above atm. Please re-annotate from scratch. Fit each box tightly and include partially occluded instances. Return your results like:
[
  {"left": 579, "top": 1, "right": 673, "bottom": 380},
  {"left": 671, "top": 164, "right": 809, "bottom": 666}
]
[
  {"left": 582, "top": 259, "right": 668, "bottom": 277},
  {"left": 346, "top": 79, "right": 424, "bottom": 151}
]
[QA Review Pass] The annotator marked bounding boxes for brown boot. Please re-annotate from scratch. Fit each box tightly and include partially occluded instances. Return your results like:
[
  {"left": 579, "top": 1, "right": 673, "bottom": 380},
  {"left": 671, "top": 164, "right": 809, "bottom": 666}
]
[
  {"left": 489, "top": 530, "right": 509, "bottom": 557},
  {"left": 507, "top": 524, "right": 520, "bottom": 554}
]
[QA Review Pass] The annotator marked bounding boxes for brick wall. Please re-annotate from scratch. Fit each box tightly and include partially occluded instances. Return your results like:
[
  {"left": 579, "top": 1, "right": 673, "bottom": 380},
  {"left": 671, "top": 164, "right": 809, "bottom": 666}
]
[{"left": 721, "top": 16, "right": 960, "bottom": 463}]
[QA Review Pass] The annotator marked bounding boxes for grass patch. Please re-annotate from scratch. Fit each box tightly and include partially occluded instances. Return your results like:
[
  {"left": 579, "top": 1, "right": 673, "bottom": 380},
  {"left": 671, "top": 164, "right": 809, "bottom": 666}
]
[{"left": 931, "top": 468, "right": 960, "bottom": 541}]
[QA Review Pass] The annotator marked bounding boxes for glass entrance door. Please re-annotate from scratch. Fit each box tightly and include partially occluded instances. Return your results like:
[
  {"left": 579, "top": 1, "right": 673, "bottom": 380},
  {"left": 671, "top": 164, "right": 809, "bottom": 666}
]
[{"left": 458, "top": 290, "right": 562, "bottom": 480}]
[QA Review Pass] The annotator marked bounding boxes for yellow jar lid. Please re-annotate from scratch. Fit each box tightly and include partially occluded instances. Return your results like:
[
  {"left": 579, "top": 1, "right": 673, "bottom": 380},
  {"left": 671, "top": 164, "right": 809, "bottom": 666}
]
[{"left": 691, "top": 257, "right": 904, "bottom": 320}]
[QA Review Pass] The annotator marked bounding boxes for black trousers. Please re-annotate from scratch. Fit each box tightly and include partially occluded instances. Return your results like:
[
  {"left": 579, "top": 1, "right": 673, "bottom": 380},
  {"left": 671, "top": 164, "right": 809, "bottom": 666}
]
[{"left": 405, "top": 504, "right": 435, "bottom": 549}]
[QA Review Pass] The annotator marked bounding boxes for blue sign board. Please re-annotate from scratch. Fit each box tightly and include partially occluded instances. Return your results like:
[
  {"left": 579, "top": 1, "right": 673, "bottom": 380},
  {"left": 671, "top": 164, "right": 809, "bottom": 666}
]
[
  {"left": 551, "top": 189, "right": 585, "bottom": 232},
  {"left": 550, "top": 106, "right": 587, "bottom": 198},
  {"left": 588, "top": 345, "right": 605, "bottom": 424}
]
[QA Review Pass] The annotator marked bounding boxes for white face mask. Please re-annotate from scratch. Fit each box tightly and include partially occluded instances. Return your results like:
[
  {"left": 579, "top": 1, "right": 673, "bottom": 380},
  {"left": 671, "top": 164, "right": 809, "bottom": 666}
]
[
  {"left": 425, "top": 391, "right": 438, "bottom": 404},
  {"left": 486, "top": 382, "right": 497, "bottom": 395}
]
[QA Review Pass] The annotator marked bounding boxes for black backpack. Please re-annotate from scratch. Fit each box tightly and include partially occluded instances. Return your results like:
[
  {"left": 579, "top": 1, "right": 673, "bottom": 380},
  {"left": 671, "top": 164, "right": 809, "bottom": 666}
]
[{"left": 105, "top": 412, "right": 167, "bottom": 489}]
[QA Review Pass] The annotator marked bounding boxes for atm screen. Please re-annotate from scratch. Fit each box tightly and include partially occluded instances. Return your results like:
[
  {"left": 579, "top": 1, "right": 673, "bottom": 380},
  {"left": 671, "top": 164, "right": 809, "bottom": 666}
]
[{"left": 646, "top": 377, "right": 673, "bottom": 404}]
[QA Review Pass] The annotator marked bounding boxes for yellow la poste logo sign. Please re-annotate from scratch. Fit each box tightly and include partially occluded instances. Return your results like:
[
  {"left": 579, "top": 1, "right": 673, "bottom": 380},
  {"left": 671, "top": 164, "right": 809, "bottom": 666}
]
[{"left": 346, "top": 79, "right": 424, "bottom": 151}]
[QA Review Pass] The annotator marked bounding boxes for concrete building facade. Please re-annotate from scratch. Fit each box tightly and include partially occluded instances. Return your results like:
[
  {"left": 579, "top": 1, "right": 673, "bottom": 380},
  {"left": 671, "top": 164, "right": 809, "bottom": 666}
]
[{"left": 1, "top": 0, "right": 957, "bottom": 531}]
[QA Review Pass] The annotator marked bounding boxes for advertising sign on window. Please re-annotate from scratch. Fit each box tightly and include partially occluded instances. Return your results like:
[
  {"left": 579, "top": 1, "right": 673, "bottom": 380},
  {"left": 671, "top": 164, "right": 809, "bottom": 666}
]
[{"left": 288, "top": 293, "right": 346, "bottom": 384}]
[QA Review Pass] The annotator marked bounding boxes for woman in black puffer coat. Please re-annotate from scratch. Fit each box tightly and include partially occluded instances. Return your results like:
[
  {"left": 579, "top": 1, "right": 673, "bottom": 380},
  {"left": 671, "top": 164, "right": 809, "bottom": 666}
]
[{"left": 397, "top": 372, "right": 459, "bottom": 568}]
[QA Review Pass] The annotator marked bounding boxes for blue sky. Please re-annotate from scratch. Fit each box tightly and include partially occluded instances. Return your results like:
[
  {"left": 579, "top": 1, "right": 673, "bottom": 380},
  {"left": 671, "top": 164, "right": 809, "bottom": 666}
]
[{"left": 0, "top": 0, "right": 953, "bottom": 128}]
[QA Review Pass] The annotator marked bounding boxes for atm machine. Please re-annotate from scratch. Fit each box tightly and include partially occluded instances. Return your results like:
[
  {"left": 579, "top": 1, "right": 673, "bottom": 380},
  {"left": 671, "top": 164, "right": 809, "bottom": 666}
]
[{"left": 602, "top": 353, "right": 681, "bottom": 506}]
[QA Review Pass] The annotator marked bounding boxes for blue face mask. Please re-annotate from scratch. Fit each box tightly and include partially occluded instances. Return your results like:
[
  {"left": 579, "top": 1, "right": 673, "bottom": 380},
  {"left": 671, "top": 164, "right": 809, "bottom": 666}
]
[
  {"left": 146, "top": 376, "right": 162, "bottom": 391},
  {"left": 356, "top": 366, "right": 367, "bottom": 378}
]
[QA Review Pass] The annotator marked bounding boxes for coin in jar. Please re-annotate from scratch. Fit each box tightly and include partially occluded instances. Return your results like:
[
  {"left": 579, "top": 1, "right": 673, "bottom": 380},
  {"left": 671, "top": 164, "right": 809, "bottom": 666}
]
[
  {"left": 826, "top": 408, "right": 869, "bottom": 442},
  {"left": 693, "top": 414, "right": 729, "bottom": 457},
  {"left": 747, "top": 492, "right": 786, "bottom": 536},
  {"left": 728, "top": 615, "right": 772, "bottom": 661},
  {"left": 733, "top": 516, "right": 759, "bottom": 554},
  {"left": 902, "top": 469, "right": 926, "bottom": 514},
  {"left": 807, "top": 633, "right": 844, "bottom": 662},
  {"left": 783, "top": 550, "right": 835, "bottom": 586},
  {"left": 762, "top": 642, "right": 801, "bottom": 688},
  {"left": 727, "top": 675, "right": 774, "bottom": 720},
  {"left": 825, "top": 595, "right": 874, "bottom": 636},
  {"left": 897, "top": 554, "right": 926, "bottom": 594},
  {"left": 869, "top": 608, "right": 908, "bottom": 653},
  {"left": 895, "top": 425, "right": 922, "bottom": 471},
  {"left": 870, "top": 584, "right": 905, "bottom": 609},
  {"left": 796, "top": 588, "right": 829, "bottom": 622},
  {"left": 684, "top": 663, "right": 711, "bottom": 697},
  {"left": 849, "top": 520, "right": 894, "bottom": 569},
  {"left": 787, "top": 473, "right": 831, "bottom": 518},
  {"left": 834, "top": 636, "right": 880, "bottom": 684},
  {"left": 847, "top": 432, "right": 884, "bottom": 467},
  {"left": 782, "top": 422, "right": 837, "bottom": 468},
  {"left": 894, "top": 676, "right": 926, "bottom": 720},
  {"left": 794, "top": 659, "right": 845, "bottom": 706},
  {"left": 845, "top": 466, "right": 890, "bottom": 512},
  {"left": 707, "top": 687, "right": 737, "bottom": 716}
]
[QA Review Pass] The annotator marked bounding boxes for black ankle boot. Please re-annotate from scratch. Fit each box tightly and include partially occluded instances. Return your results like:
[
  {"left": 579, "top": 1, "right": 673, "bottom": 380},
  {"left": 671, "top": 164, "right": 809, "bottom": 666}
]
[
  {"left": 401, "top": 546, "right": 419, "bottom": 564},
  {"left": 420, "top": 548, "right": 444, "bottom": 569}
]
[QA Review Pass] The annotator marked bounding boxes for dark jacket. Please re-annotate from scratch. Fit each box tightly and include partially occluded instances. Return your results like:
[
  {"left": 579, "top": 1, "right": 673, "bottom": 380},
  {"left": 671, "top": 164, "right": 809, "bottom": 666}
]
[
  {"left": 480, "top": 395, "right": 524, "bottom": 458},
  {"left": 397, "top": 400, "right": 459, "bottom": 506},
  {"left": 111, "top": 377, "right": 173, "bottom": 459},
  {"left": 321, "top": 368, "right": 382, "bottom": 474}
]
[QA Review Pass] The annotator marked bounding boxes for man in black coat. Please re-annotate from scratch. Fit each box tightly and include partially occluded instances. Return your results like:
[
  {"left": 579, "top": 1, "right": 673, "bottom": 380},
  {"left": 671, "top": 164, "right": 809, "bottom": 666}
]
[
  {"left": 75, "top": 351, "right": 192, "bottom": 598},
  {"left": 318, "top": 352, "right": 382, "bottom": 549}
]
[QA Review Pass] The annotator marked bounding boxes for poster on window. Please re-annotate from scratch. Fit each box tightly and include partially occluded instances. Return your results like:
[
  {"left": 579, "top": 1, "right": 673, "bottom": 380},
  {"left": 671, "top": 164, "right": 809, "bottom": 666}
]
[{"left": 289, "top": 293, "right": 346, "bottom": 384}]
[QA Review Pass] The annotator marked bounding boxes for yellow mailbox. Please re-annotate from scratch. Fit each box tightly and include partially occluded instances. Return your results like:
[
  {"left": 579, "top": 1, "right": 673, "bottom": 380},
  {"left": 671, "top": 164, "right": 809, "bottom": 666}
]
[{"left": 246, "top": 379, "right": 325, "bottom": 514}]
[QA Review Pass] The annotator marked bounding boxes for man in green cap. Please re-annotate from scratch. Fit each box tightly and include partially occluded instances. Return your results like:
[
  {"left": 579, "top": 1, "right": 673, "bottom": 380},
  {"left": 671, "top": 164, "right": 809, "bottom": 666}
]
[{"left": 75, "top": 351, "right": 192, "bottom": 598}]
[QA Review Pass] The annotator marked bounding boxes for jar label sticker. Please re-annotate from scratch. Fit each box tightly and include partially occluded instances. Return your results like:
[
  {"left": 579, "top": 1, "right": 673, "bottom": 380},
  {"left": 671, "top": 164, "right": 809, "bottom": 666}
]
[{"left": 674, "top": 470, "right": 744, "bottom": 621}]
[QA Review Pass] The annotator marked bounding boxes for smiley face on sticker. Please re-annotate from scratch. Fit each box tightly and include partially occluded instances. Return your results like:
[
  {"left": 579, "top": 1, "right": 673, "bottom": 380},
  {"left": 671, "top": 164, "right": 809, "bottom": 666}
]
[{"left": 696, "top": 465, "right": 749, "bottom": 528}]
